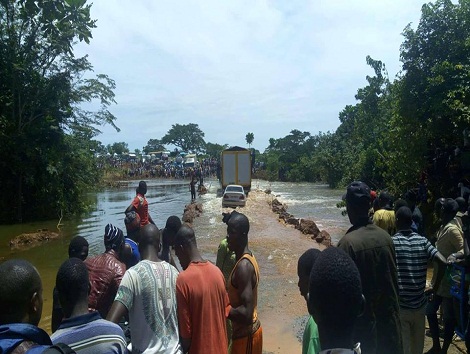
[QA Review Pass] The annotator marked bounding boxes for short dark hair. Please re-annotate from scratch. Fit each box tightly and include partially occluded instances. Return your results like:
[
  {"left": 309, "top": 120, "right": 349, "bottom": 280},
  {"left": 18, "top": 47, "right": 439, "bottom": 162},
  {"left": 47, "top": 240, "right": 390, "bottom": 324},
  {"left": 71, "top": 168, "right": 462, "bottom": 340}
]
[
  {"left": 395, "top": 206, "right": 413, "bottom": 228},
  {"left": 456, "top": 197, "right": 467, "bottom": 213},
  {"left": 0, "top": 259, "right": 42, "bottom": 324},
  {"left": 297, "top": 249, "right": 321, "bottom": 278},
  {"left": 394, "top": 199, "right": 408, "bottom": 213},
  {"left": 137, "top": 181, "right": 147, "bottom": 195},
  {"left": 227, "top": 212, "right": 250, "bottom": 235},
  {"left": 165, "top": 216, "right": 182, "bottom": 233},
  {"left": 139, "top": 224, "right": 161, "bottom": 252},
  {"left": 56, "top": 258, "right": 89, "bottom": 310},
  {"left": 442, "top": 198, "right": 459, "bottom": 217},
  {"left": 309, "top": 247, "right": 362, "bottom": 328},
  {"left": 174, "top": 225, "right": 197, "bottom": 247},
  {"left": 68, "top": 236, "right": 89, "bottom": 259}
]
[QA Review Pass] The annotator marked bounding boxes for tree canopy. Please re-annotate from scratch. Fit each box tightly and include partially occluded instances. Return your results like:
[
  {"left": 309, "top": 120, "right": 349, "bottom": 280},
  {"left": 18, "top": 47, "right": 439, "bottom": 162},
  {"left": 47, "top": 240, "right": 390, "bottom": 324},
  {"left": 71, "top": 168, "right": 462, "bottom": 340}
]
[
  {"left": 0, "top": 0, "right": 118, "bottom": 222},
  {"left": 260, "top": 0, "right": 470, "bottom": 201},
  {"left": 107, "top": 142, "right": 129, "bottom": 155},
  {"left": 161, "top": 123, "right": 206, "bottom": 153},
  {"left": 245, "top": 132, "right": 254, "bottom": 147},
  {"left": 143, "top": 138, "right": 166, "bottom": 154},
  {"left": 205, "top": 142, "right": 228, "bottom": 158}
]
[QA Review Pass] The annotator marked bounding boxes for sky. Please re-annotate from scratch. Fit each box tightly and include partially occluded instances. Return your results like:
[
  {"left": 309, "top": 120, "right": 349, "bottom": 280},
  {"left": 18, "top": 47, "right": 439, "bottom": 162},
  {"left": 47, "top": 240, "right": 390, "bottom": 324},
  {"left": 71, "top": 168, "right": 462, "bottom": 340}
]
[{"left": 75, "top": 0, "right": 426, "bottom": 152}]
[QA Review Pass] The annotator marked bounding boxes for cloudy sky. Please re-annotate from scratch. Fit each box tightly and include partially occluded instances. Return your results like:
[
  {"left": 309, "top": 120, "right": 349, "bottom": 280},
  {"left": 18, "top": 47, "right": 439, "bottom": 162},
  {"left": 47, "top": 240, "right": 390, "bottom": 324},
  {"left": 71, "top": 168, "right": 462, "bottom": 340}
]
[{"left": 75, "top": 0, "right": 426, "bottom": 152}]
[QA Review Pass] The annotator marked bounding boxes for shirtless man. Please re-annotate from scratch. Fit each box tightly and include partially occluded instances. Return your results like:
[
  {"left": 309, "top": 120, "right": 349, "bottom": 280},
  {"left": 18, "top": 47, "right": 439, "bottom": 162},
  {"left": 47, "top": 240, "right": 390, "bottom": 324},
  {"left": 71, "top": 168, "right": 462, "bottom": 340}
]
[{"left": 226, "top": 212, "right": 262, "bottom": 354}]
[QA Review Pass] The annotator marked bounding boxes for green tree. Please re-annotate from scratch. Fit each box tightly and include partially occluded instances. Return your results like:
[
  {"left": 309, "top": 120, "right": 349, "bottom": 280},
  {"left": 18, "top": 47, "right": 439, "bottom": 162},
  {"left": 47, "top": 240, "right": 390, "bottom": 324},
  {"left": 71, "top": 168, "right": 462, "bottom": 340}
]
[
  {"left": 107, "top": 142, "right": 129, "bottom": 155},
  {"left": 161, "top": 123, "right": 206, "bottom": 153},
  {"left": 245, "top": 132, "right": 254, "bottom": 148},
  {"left": 205, "top": 142, "right": 228, "bottom": 158},
  {"left": 392, "top": 0, "right": 470, "bottom": 194},
  {"left": 0, "top": 0, "right": 118, "bottom": 222},
  {"left": 143, "top": 138, "right": 166, "bottom": 154},
  {"left": 264, "top": 130, "right": 311, "bottom": 181}
]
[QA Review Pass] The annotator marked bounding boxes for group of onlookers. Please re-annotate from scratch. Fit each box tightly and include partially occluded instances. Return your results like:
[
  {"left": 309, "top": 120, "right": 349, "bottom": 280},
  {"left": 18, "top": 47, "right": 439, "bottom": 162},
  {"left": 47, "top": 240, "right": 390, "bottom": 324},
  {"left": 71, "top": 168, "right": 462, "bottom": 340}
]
[
  {"left": 298, "top": 181, "right": 470, "bottom": 354},
  {"left": 0, "top": 181, "right": 262, "bottom": 354},
  {"left": 4, "top": 178, "right": 470, "bottom": 354}
]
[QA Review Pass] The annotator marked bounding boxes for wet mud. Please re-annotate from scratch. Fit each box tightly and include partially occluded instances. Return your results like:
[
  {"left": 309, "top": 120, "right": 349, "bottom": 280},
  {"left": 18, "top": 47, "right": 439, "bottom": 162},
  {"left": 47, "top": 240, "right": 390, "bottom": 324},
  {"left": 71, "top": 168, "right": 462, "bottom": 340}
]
[{"left": 194, "top": 189, "right": 327, "bottom": 353}]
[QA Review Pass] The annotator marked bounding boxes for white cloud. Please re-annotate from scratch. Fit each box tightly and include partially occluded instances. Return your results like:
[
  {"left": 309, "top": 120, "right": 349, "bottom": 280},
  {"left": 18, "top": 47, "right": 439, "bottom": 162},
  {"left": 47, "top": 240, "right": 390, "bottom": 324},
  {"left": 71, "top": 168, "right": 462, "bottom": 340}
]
[{"left": 75, "top": 0, "right": 425, "bottom": 151}]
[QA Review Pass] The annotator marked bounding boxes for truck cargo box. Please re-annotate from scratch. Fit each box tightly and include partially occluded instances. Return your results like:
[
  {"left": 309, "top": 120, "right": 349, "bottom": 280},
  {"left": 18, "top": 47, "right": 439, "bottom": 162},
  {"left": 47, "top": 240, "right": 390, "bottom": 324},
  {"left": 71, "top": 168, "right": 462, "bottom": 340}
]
[{"left": 221, "top": 146, "right": 251, "bottom": 191}]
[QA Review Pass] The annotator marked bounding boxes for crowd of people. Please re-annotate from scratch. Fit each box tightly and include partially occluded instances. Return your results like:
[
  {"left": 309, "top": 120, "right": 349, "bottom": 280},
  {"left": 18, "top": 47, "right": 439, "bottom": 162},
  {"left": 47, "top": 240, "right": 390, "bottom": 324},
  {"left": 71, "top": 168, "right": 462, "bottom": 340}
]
[
  {"left": 98, "top": 156, "right": 219, "bottom": 180},
  {"left": 297, "top": 181, "right": 470, "bottom": 354},
  {"left": 2, "top": 179, "right": 470, "bottom": 354},
  {"left": 0, "top": 181, "right": 261, "bottom": 354}
]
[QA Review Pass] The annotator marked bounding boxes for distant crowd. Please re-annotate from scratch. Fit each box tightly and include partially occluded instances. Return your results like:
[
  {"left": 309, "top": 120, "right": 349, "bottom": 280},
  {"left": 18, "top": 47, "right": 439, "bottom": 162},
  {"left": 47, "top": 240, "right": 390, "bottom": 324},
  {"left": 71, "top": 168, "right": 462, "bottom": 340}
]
[
  {"left": 97, "top": 157, "right": 219, "bottom": 180},
  {"left": 2, "top": 180, "right": 470, "bottom": 354}
]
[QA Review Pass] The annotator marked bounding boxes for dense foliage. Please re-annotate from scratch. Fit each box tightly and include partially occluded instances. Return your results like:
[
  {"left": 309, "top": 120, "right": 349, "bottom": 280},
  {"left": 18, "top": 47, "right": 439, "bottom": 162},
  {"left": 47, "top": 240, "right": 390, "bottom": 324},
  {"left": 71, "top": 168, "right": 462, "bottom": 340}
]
[
  {"left": 0, "top": 0, "right": 118, "bottom": 223},
  {"left": 260, "top": 0, "right": 470, "bottom": 200},
  {"left": 2, "top": 0, "right": 469, "bottom": 223},
  {"left": 161, "top": 123, "right": 206, "bottom": 153}
]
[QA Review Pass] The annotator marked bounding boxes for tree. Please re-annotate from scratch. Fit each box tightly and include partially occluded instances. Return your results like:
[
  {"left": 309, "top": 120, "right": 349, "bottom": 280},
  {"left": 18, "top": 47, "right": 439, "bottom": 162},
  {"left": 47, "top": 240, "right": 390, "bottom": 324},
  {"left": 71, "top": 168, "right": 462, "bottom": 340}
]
[
  {"left": 143, "top": 138, "right": 166, "bottom": 154},
  {"left": 391, "top": 0, "right": 470, "bottom": 194},
  {"left": 107, "top": 142, "right": 129, "bottom": 155},
  {"left": 245, "top": 132, "right": 254, "bottom": 148},
  {"left": 205, "top": 142, "right": 228, "bottom": 158},
  {"left": 0, "top": 0, "right": 118, "bottom": 222},
  {"left": 161, "top": 123, "right": 206, "bottom": 153}
]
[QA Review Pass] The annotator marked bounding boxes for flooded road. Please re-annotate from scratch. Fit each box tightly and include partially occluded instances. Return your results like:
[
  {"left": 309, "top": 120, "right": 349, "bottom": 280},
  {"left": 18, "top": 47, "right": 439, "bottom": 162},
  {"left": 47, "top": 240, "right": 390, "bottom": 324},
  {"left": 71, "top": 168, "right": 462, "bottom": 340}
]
[{"left": 0, "top": 178, "right": 350, "bottom": 353}]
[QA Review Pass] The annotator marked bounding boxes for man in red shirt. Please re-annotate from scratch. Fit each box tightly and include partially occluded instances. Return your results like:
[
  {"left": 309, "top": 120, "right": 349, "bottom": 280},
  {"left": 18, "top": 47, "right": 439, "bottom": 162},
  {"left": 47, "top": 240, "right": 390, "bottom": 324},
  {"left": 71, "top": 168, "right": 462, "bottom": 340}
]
[
  {"left": 174, "top": 225, "right": 230, "bottom": 354},
  {"left": 125, "top": 180, "right": 155, "bottom": 227}
]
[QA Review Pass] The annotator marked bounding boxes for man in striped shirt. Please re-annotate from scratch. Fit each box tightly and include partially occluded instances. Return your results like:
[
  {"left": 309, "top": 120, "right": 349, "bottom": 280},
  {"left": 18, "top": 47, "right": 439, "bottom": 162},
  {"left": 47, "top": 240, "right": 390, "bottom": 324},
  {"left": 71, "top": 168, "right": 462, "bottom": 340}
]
[
  {"left": 51, "top": 258, "right": 128, "bottom": 353},
  {"left": 392, "top": 206, "right": 446, "bottom": 354}
]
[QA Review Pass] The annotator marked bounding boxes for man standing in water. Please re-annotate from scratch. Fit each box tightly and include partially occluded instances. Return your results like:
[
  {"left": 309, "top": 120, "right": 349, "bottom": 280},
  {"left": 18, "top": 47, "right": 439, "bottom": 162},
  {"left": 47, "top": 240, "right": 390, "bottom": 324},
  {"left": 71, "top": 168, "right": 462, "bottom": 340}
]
[
  {"left": 337, "top": 181, "right": 403, "bottom": 354},
  {"left": 189, "top": 177, "right": 197, "bottom": 201},
  {"left": 226, "top": 212, "right": 262, "bottom": 354},
  {"left": 125, "top": 181, "right": 155, "bottom": 227}
]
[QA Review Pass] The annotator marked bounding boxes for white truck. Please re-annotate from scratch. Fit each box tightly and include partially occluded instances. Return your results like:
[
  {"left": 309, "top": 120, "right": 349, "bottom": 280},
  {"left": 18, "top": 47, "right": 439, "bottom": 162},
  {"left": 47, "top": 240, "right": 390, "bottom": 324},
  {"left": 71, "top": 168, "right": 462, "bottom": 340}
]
[
  {"left": 184, "top": 154, "right": 197, "bottom": 168},
  {"left": 221, "top": 146, "right": 251, "bottom": 192}
]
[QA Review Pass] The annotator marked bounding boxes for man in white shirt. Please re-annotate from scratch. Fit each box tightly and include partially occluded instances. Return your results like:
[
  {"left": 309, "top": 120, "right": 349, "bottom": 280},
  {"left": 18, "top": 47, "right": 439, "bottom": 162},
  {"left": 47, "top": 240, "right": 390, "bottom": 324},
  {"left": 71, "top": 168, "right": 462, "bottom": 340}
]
[{"left": 107, "top": 224, "right": 182, "bottom": 354}]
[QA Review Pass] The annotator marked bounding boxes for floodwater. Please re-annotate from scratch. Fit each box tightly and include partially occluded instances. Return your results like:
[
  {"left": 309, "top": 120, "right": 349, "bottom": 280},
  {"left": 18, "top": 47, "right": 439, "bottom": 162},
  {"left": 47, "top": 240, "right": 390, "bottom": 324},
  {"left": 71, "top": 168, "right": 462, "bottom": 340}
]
[{"left": 0, "top": 178, "right": 350, "bottom": 353}]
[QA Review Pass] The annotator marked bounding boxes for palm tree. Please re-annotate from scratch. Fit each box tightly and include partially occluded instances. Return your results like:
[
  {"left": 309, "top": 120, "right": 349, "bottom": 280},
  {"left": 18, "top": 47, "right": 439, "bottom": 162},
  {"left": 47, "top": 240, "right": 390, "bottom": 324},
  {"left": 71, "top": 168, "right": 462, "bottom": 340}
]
[{"left": 245, "top": 132, "right": 254, "bottom": 148}]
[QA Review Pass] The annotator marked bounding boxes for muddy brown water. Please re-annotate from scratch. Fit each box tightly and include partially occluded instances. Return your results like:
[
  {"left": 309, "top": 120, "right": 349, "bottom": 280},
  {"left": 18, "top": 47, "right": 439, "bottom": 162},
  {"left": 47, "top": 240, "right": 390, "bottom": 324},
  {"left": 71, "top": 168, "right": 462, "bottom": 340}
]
[{"left": 0, "top": 178, "right": 349, "bottom": 354}]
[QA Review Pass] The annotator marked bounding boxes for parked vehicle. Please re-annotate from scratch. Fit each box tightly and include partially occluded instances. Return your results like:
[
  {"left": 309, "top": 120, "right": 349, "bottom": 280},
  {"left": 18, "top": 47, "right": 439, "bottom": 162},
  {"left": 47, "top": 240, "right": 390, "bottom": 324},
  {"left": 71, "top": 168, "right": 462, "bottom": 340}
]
[
  {"left": 222, "top": 184, "right": 246, "bottom": 207},
  {"left": 221, "top": 146, "right": 251, "bottom": 192},
  {"left": 184, "top": 154, "right": 197, "bottom": 168}
]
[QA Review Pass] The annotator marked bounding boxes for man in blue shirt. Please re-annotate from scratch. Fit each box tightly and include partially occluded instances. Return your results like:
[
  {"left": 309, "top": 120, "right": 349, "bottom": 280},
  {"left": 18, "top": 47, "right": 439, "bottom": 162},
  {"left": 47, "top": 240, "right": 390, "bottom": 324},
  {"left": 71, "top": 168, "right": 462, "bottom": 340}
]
[{"left": 0, "top": 259, "right": 57, "bottom": 353}]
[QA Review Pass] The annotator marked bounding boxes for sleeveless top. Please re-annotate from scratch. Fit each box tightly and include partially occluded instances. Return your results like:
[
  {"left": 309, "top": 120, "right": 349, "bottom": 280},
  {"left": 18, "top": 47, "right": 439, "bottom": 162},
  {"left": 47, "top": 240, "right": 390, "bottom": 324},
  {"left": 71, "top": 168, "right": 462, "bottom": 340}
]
[{"left": 228, "top": 252, "right": 261, "bottom": 339}]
